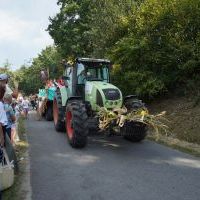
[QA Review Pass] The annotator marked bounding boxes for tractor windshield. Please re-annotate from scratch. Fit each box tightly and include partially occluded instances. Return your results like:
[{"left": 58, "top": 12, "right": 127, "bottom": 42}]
[
  {"left": 88, "top": 66, "right": 109, "bottom": 82},
  {"left": 77, "top": 63, "right": 110, "bottom": 84}
]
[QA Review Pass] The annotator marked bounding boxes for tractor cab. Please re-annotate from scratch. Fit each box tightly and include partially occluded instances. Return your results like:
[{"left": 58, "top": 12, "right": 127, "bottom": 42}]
[
  {"left": 76, "top": 58, "right": 110, "bottom": 84},
  {"left": 73, "top": 58, "right": 111, "bottom": 98},
  {"left": 64, "top": 58, "right": 113, "bottom": 99}
]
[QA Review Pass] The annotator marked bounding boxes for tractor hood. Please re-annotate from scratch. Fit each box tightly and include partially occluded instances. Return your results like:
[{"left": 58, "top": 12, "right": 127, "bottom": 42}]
[
  {"left": 89, "top": 81, "right": 119, "bottom": 90},
  {"left": 85, "top": 81, "right": 123, "bottom": 111}
]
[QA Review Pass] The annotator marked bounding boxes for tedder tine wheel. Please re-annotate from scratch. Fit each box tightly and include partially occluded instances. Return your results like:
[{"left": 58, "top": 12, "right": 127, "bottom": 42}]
[
  {"left": 122, "top": 122, "right": 147, "bottom": 142},
  {"left": 123, "top": 99, "right": 147, "bottom": 142},
  {"left": 66, "top": 101, "right": 89, "bottom": 148}
]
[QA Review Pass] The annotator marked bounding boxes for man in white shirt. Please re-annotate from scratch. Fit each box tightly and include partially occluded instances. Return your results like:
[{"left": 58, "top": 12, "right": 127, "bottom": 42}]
[
  {"left": 0, "top": 83, "right": 7, "bottom": 146},
  {"left": 0, "top": 101, "right": 8, "bottom": 127},
  {"left": 0, "top": 100, "right": 8, "bottom": 145}
]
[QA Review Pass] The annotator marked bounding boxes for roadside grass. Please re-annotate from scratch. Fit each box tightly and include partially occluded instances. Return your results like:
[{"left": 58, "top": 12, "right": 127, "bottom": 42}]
[
  {"left": 2, "top": 116, "right": 29, "bottom": 200},
  {"left": 148, "top": 134, "right": 200, "bottom": 157}
]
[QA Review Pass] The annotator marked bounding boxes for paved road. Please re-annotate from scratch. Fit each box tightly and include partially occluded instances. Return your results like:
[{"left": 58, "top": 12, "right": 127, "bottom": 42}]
[{"left": 27, "top": 113, "right": 200, "bottom": 200}]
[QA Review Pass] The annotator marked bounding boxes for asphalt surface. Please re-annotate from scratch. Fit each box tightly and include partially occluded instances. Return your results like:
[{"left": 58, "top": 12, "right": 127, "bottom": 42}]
[{"left": 27, "top": 112, "right": 200, "bottom": 200}]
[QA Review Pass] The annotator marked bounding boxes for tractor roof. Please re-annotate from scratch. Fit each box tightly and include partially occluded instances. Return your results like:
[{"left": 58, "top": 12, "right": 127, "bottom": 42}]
[{"left": 76, "top": 57, "right": 111, "bottom": 64}]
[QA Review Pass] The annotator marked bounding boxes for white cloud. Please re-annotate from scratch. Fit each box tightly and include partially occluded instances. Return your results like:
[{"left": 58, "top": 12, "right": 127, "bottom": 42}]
[
  {"left": 0, "top": 9, "right": 52, "bottom": 46},
  {"left": 0, "top": 0, "right": 59, "bottom": 69},
  {"left": 0, "top": 10, "right": 30, "bottom": 41},
  {"left": 32, "top": 31, "right": 53, "bottom": 48}
]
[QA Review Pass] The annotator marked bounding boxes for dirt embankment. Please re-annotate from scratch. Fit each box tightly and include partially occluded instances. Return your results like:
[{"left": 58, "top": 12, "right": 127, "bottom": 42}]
[{"left": 149, "top": 95, "right": 200, "bottom": 145}]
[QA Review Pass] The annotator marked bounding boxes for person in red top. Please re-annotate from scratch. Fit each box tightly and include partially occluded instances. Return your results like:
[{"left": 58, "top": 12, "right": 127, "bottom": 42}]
[{"left": 57, "top": 77, "right": 65, "bottom": 87}]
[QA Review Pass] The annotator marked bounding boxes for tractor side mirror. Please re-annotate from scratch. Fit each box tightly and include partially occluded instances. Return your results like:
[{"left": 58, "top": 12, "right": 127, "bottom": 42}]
[
  {"left": 62, "top": 75, "right": 70, "bottom": 80},
  {"left": 86, "top": 72, "right": 91, "bottom": 77}
]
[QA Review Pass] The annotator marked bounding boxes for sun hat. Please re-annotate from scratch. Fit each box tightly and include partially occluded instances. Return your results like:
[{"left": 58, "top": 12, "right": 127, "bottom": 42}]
[{"left": 0, "top": 74, "right": 9, "bottom": 80}]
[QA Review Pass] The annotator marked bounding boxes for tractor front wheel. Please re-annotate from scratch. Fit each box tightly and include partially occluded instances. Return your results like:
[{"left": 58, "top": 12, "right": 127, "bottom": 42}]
[{"left": 66, "top": 101, "right": 88, "bottom": 148}]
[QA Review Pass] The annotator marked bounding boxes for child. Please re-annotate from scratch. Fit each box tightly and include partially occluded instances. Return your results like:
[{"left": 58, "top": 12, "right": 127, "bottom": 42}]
[
  {"left": 4, "top": 94, "right": 16, "bottom": 140},
  {"left": 22, "top": 97, "right": 29, "bottom": 119}
]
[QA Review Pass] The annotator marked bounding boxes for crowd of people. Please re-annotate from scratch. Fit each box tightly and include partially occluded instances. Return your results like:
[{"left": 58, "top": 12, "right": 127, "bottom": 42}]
[
  {"left": 0, "top": 74, "right": 17, "bottom": 149},
  {"left": 0, "top": 73, "right": 42, "bottom": 197},
  {"left": 0, "top": 73, "right": 38, "bottom": 170}
]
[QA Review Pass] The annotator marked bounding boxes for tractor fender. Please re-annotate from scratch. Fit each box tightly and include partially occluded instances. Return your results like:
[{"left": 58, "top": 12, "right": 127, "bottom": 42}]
[
  {"left": 66, "top": 96, "right": 82, "bottom": 106},
  {"left": 123, "top": 95, "right": 138, "bottom": 103},
  {"left": 54, "top": 86, "right": 68, "bottom": 107},
  {"left": 123, "top": 95, "right": 146, "bottom": 110}
]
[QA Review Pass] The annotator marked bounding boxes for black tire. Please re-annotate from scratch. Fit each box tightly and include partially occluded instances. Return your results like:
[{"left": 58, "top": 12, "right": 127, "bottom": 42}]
[
  {"left": 122, "top": 122, "right": 147, "bottom": 142},
  {"left": 123, "top": 98, "right": 147, "bottom": 142},
  {"left": 66, "top": 101, "right": 88, "bottom": 148},
  {"left": 53, "top": 88, "right": 65, "bottom": 132},
  {"left": 45, "top": 105, "right": 53, "bottom": 121}
]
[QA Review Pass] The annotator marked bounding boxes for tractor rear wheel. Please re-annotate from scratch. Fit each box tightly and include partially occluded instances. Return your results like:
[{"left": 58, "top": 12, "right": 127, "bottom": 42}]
[
  {"left": 53, "top": 89, "right": 65, "bottom": 132},
  {"left": 66, "top": 101, "right": 88, "bottom": 148}
]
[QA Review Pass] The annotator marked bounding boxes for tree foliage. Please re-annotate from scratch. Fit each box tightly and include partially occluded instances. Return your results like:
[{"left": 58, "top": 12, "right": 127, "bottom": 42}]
[
  {"left": 47, "top": 0, "right": 200, "bottom": 99},
  {"left": 15, "top": 46, "right": 63, "bottom": 95},
  {"left": 16, "top": 0, "right": 200, "bottom": 98}
]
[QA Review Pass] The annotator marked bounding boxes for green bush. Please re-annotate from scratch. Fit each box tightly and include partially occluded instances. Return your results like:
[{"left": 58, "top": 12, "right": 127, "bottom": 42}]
[
  {"left": 110, "top": 0, "right": 200, "bottom": 98},
  {"left": 43, "top": 0, "right": 200, "bottom": 99}
]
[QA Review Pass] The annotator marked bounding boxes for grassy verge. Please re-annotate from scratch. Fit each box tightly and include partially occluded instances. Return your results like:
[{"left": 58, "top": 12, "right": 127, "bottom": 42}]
[
  {"left": 2, "top": 117, "right": 30, "bottom": 200},
  {"left": 148, "top": 134, "right": 200, "bottom": 157}
]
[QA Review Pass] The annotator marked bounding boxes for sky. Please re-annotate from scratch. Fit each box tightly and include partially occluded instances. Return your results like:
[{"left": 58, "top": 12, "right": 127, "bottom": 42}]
[{"left": 0, "top": 0, "right": 60, "bottom": 70}]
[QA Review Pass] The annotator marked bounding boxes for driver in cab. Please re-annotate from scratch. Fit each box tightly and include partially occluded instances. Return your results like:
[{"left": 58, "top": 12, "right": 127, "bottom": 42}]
[
  {"left": 78, "top": 69, "right": 86, "bottom": 84},
  {"left": 78, "top": 69, "right": 93, "bottom": 84}
]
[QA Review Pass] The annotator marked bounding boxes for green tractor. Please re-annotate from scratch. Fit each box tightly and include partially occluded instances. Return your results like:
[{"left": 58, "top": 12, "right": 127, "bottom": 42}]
[{"left": 53, "top": 58, "right": 147, "bottom": 148}]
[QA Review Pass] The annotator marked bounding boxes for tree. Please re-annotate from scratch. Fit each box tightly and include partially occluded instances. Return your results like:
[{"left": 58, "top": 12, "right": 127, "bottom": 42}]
[
  {"left": 16, "top": 46, "right": 63, "bottom": 95},
  {"left": 46, "top": 0, "right": 200, "bottom": 99}
]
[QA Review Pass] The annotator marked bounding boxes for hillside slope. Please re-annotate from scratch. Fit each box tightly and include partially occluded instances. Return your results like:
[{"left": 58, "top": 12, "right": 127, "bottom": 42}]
[{"left": 149, "top": 96, "right": 200, "bottom": 145}]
